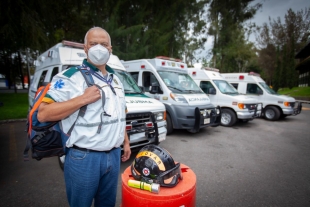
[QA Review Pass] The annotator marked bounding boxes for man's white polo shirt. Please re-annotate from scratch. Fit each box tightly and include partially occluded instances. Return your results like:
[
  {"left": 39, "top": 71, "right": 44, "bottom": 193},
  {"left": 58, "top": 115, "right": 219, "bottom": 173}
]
[{"left": 43, "top": 60, "right": 126, "bottom": 151}]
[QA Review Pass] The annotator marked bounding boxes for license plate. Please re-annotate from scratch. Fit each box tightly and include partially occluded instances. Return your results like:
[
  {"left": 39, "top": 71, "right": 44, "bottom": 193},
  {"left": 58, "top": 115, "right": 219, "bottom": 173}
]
[{"left": 204, "top": 118, "right": 210, "bottom": 124}]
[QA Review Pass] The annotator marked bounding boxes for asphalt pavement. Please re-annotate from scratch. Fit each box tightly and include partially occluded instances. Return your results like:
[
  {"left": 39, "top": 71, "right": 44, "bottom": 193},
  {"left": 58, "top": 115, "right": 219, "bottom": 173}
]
[{"left": 0, "top": 107, "right": 310, "bottom": 206}]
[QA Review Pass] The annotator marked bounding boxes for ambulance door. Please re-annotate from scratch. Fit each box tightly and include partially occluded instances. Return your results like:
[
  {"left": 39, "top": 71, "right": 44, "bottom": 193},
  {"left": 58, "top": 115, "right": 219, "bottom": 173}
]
[
  {"left": 246, "top": 83, "right": 264, "bottom": 103},
  {"left": 199, "top": 80, "right": 218, "bottom": 105},
  {"left": 142, "top": 71, "right": 163, "bottom": 99}
]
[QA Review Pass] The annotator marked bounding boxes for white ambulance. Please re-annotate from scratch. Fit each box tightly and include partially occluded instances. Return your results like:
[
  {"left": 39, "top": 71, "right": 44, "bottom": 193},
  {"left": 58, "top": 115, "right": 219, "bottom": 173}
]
[
  {"left": 29, "top": 41, "right": 167, "bottom": 166},
  {"left": 122, "top": 56, "right": 221, "bottom": 135},
  {"left": 221, "top": 72, "right": 302, "bottom": 121},
  {"left": 187, "top": 67, "right": 261, "bottom": 127}
]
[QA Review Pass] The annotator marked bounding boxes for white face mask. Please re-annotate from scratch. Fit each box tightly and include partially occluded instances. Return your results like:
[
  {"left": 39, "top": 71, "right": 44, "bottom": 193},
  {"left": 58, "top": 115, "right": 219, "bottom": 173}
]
[{"left": 87, "top": 44, "right": 110, "bottom": 66}]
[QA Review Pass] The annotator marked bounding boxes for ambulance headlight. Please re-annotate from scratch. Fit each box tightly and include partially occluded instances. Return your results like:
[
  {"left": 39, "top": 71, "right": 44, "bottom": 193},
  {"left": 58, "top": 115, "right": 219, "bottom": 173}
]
[
  {"left": 170, "top": 93, "right": 188, "bottom": 104},
  {"left": 154, "top": 112, "right": 165, "bottom": 121}
]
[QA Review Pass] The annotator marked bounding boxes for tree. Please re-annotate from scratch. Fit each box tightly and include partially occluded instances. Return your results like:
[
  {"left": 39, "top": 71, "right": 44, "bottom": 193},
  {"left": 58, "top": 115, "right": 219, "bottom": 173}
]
[
  {"left": 256, "top": 7, "right": 310, "bottom": 88},
  {"left": 207, "top": 0, "right": 262, "bottom": 72}
]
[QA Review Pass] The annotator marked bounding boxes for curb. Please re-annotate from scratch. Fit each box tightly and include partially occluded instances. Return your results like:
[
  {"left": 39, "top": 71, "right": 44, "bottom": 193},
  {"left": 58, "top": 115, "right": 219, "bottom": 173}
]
[{"left": 0, "top": 119, "right": 27, "bottom": 124}]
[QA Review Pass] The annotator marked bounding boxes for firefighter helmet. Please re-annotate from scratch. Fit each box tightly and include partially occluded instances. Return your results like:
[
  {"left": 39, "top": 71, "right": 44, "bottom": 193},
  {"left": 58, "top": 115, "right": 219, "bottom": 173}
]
[{"left": 131, "top": 144, "right": 183, "bottom": 187}]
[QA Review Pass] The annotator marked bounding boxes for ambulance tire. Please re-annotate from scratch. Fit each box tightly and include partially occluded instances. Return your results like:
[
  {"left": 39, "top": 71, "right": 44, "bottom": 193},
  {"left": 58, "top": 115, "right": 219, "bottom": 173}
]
[
  {"left": 280, "top": 114, "right": 288, "bottom": 119},
  {"left": 221, "top": 109, "right": 237, "bottom": 127},
  {"left": 264, "top": 106, "right": 280, "bottom": 121},
  {"left": 58, "top": 155, "right": 65, "bottom": 171},
  {"left": 166, "top": 113, "right": 173, "bottom": 135}
]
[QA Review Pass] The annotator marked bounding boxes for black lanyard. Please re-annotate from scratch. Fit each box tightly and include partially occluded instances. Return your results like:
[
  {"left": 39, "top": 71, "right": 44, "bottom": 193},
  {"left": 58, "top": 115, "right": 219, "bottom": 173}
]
[{"left": 83, "top": 64, "right": 116, "bottom": 95}]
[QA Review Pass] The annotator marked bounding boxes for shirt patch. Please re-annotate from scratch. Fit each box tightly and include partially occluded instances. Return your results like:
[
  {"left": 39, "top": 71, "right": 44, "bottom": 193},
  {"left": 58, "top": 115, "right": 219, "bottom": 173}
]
[
  {"left": 113, "top": 79, "right": 119, "bottom": 85},
  {"left": 54, "top": 79, "right": 65, "bottom": 89}
]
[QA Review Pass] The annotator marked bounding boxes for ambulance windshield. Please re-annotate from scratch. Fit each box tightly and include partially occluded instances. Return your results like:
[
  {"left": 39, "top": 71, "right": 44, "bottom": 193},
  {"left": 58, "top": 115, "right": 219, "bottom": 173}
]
[
  {"left": 259, "top": 82, "right": 277, "bottom": 94},
  {"left": 213, "top": 80, "right": 239, "bottom": 94},
  {"left": 158, "top": 71, "right": 203, "bottom": 94},
  {"left": 114, "top": 69, "right": 142, "bottom": 94}
]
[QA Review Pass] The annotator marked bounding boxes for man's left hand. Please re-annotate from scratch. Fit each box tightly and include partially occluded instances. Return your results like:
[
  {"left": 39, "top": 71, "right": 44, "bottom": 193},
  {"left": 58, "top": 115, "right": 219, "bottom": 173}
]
[{"left": 121, "top": 142, "right": 131, "bottom": 162}]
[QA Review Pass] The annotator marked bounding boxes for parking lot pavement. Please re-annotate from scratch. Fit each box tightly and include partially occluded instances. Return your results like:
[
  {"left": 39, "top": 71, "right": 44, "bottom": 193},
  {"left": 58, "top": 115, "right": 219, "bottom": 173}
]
[{"left": 1, "top": 108, "right": 310, "bottom": 207}]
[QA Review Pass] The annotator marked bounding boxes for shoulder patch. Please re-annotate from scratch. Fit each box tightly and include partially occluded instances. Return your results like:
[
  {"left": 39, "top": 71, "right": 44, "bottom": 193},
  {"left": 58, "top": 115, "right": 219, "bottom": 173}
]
[{"left": 63, "top": 67, "right": 79, "bottom": 78}]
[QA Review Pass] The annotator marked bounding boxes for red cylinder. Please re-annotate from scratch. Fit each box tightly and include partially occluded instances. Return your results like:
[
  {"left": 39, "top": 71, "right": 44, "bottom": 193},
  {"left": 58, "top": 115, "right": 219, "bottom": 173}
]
[{"left": 121, "top": 163, "right": 196, "bottom": 207}]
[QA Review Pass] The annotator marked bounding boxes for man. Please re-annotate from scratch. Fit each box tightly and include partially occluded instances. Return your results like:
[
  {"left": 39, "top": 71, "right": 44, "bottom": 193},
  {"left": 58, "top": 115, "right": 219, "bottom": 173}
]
[{"left": 38, "top": 27, "right": 131, "bottom": 207}]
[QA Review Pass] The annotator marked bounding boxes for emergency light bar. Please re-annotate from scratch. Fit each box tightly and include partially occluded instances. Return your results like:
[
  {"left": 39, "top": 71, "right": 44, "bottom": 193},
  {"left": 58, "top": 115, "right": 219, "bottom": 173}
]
[
  {"left": 156, "top": 56, "right": 183, "bottom": 62},
  {"left": 248, "top": 72, "right": 260, "bottom": 76},
  {"left": 62, "top": 40, "right": 84, "bottom": 49},
  {"left": 203, "top": 67, "right": 220, "bottom": 72}
]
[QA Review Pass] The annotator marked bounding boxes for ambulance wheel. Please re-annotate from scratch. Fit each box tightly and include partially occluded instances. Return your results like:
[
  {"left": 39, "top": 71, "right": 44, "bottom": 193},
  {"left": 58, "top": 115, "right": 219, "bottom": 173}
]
[
  {"left": 264, "top": 106, "right": 280, "bottom": 121},
  {"left": 166, "top": 113, "right": 173, "bottom": 135},
  {"left": 58, "top": 155, "right": 65, "bottom": 171},
  {"left": 221, "top": 109, "right": 237, "bottom": 127}
]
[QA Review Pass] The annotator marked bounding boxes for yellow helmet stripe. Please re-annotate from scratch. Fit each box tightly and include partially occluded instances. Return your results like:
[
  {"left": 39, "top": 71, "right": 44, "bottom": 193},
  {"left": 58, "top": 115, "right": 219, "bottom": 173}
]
[{"left": 136, "top": 151, "right": 165, "bottom": 171}]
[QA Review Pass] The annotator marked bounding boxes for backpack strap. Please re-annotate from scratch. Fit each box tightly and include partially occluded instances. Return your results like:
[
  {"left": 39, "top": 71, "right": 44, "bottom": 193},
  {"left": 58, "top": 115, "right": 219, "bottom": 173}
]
[
  {"left": 68, "top": 66, "right": 107, "bottom": 134},
  {"left": 78, "top": 66, "right": 94, "bottom": 87}
]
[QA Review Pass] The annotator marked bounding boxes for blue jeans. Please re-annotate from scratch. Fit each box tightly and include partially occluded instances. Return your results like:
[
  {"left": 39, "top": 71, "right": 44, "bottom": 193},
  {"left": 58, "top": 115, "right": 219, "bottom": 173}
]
[{"left": 64, "top": 147, "right": 121, "bottom": 207}]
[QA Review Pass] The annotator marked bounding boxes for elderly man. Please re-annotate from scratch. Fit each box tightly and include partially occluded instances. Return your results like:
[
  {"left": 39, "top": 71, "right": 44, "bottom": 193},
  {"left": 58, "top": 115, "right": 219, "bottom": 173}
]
[{"left": 38, "top": 27, "right": 131, "bottom": 207}]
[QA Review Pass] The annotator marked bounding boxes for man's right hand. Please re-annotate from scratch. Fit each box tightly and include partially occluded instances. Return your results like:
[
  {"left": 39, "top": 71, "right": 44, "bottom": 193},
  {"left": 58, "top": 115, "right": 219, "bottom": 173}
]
[{"left": 82, "top": 85, "right": 101, "bottom": 105}]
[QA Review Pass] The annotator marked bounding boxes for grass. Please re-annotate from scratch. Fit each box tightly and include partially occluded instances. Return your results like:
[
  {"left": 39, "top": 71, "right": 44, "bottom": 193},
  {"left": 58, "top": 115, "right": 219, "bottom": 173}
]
[
  {"left": 277, "top": 87, "right": 310, "bottom": 97},
  {"left": 0, "top": 93, "right": 29, "bottom": 120}
]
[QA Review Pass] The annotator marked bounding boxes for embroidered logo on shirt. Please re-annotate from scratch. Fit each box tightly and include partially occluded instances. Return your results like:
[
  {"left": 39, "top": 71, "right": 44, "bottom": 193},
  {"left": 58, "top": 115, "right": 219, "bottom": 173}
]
[
  {"left": 113, "top": 79, "right": 118, "bottom": 85},
  {"left": 54, "top": 79, "right": 65, "bottom": 89}
]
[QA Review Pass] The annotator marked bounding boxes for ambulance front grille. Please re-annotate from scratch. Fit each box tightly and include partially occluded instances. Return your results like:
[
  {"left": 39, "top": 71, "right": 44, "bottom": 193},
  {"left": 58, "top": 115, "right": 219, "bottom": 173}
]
[{"left": 126, "top": 112, "right": 152, "bottom": 128}]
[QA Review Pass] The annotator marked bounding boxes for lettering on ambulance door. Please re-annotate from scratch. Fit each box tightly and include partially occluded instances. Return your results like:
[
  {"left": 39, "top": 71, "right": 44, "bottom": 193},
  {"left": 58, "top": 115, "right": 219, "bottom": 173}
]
[
  {"left": 200, "top": 81, "right": 215, "bottom": 94},
  {"left": 246, "top": 83, "right": 263, "bottom": 94},
  {"left": 142, "top": 72, "right": 162, "bottom": 93}
]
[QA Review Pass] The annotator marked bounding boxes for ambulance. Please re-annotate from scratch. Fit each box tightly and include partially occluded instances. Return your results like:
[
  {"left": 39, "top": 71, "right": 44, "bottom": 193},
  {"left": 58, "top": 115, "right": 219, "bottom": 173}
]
[
  {"left": 187, "top": 67, "right": 261, "bottom": 127},
  {"left": 122, "top": 56, "right": 221, "bottom": 135},
  {"left": 221, "top": 72, "right": 302, "bottom": 121},
  {"left": 29, "top": 40, "right": 167, "bottom": 168}
]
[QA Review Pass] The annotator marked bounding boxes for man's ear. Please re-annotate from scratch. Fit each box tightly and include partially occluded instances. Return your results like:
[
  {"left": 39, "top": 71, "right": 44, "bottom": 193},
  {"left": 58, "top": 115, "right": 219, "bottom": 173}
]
[{"left": 84, "top": 45, "right": 88, "bottom": 54}]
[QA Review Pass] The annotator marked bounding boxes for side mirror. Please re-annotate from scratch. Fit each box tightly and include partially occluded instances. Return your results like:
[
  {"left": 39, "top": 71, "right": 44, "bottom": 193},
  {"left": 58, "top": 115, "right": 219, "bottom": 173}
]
[
  {"left": 149, "top": 82, "right": 160, "bottom": 94},
  {"left": 208, "top": 88, "right": 216, "bottom": 95},
  {"left": 139, "top": 86, "right": 145, "bottom": 93}
]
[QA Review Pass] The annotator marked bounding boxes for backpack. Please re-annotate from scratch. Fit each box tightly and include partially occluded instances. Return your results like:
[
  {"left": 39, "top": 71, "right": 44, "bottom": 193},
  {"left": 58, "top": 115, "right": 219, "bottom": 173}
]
[{"left": 23, "top": 66, "right": 100, "bottom": 161}]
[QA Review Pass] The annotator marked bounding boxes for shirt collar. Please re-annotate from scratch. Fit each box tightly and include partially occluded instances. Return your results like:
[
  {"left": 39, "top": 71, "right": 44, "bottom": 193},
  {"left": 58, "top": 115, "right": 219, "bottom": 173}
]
[{"left": 82, "top": 59, "right": 115, "bottom": 74}]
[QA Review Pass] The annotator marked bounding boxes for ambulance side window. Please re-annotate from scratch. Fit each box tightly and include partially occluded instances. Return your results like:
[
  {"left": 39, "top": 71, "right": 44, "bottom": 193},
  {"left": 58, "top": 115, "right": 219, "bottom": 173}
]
[
  {"left": 142, "top": 71, "right": 161, "bottom": 93},
  {"left": 38, "top": 70, "right": 48, "bottom": 89},
  {"left": 247, "top": 83, "right": 262, "bottom": 94},
  {"left": 50, "top": 67, "right": 59, "bottom": 81},
  {"left": 200, "top": 81, "right": 214, "bottom": 94},
  {"left": 231, "top": 83, "right": 238, "bottom": 89}
]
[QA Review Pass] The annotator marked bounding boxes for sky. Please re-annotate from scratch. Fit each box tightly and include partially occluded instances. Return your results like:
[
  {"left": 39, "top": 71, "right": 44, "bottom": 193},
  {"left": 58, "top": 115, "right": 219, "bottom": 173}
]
[{"left": 194, "top": 0, "right": 309, "bottom": 67}]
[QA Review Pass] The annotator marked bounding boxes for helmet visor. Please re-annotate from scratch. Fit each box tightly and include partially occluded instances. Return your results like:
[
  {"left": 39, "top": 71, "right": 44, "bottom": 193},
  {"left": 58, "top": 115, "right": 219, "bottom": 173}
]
[{"left": 158, "top": 162, "right": 183, "bottom": 187}]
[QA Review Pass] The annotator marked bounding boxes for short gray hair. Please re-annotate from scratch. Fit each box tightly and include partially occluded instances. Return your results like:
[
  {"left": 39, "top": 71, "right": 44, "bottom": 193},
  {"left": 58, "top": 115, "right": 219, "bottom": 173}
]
[{"left": 84, "top": 27, "right": 111, "bottom": 45}]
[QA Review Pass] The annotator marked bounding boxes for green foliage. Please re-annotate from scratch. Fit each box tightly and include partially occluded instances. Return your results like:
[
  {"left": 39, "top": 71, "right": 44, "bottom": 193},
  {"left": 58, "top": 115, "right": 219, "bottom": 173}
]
[
  {"left": 0, "top": 93, "right": 28, "bottom": 120},
  {"left": 0, "top": 0, "right": 209, "bottom": 84},
  {"left": 256, "top": 7, "right": 310, "bottom": 89},
  {"left": 207, "top": 0, "right": 262, "bottom": 72},
  {"left": 278, "top": 87, "right": 310, "bottom": 97}
]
